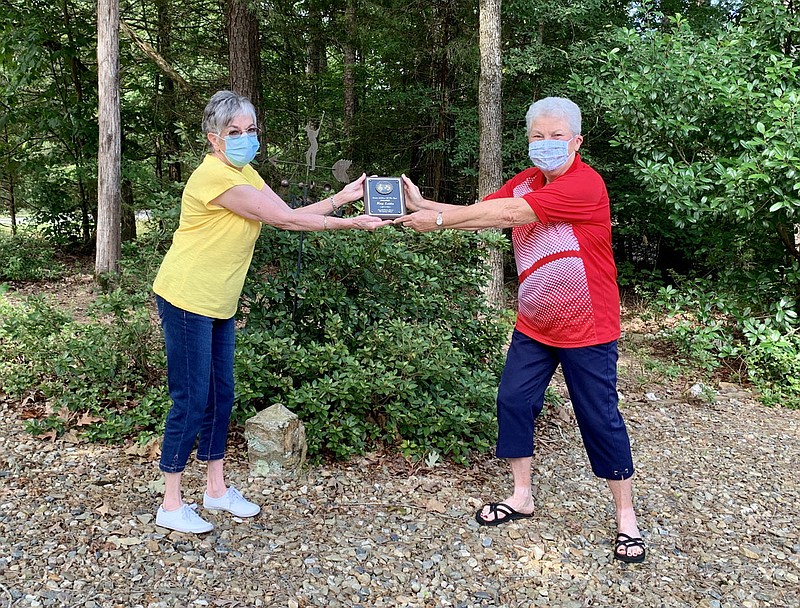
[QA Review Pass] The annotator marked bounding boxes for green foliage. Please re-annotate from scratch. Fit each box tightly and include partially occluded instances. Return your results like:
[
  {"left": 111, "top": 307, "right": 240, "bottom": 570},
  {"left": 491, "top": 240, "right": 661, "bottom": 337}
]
[
  {"left": 236, "top": 227, "right": 512, "bottom": 463},
  {"left": 651, "top": 267, "right": 800, "bottom": 408},
  {"left": 576, "top": 0, "right": 800, "bottom": 277},
  {"left": 0, "top": 0, "right": 99, "bottom": 244},
  {"left": 0, "top": 284, "right": 169, "bottom": 443},
  {"left": 746, "top": 338, "right": 800, "bottom": 409},
  {"left": 0, "top": 228, "right": 512, "bottom": 461},
  {"left": 570, "top": 0, "right": 800, "bottom": 409},
  {"left": 0, "top": 232, "right": 64, "bottom": 281}
]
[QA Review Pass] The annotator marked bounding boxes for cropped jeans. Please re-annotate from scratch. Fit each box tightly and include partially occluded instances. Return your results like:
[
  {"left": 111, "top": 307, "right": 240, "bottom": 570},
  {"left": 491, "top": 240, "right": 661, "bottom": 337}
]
[
  {"left": 495, "top": 329, "right": 634, "bottom": 480},
  {"left": 156, "top": 295, "right": 235, "bottom": 474}
]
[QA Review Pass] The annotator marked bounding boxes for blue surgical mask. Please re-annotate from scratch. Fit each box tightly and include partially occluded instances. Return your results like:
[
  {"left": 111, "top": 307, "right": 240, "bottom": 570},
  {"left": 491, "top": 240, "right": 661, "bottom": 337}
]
[
  {"left": 220, "top": 133, "right": 260, "bottom": 167},
  {"left": 528, "top": 138, "right": 574, "bottom": 172}
]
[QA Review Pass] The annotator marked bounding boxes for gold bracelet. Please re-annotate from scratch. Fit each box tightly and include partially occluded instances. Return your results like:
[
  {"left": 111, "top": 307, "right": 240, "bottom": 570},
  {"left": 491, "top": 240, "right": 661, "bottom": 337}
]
[{"left": 323, "top": 215, "right": 328, "bottom": 230}]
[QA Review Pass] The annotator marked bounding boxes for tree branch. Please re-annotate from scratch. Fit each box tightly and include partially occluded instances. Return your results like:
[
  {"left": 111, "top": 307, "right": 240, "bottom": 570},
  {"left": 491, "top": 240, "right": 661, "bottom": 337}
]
[
  {"left": 119, "top": 20, "right": 199, "bottom": 101},
  {"left": 776, "top": 223, "right": 800, "bottom": 262}
]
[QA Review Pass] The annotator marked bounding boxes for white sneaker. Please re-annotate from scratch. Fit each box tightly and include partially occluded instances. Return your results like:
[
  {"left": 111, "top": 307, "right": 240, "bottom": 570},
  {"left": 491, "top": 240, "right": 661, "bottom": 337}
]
[
  {"left": 155, "top": 503, "right": 214, "bottom": 534},
  {"left": 203, "top": 486, "right": 261, "bottom": 518}
]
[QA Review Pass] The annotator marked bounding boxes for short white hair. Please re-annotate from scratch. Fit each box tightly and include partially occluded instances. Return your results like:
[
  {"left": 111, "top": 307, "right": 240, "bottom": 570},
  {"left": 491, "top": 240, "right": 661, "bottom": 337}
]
[
  {"left": 202, "top": 90, "right": 257, "bottom": 136},
  {"left": 525, "top": 97, "right": 582, "bottom": 136}
]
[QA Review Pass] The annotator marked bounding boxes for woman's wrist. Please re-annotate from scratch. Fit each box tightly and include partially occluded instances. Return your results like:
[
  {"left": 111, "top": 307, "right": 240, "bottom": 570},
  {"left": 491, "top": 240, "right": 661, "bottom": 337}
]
[{"left": 329, "top": 192, "right": 349, "bottom": 212}]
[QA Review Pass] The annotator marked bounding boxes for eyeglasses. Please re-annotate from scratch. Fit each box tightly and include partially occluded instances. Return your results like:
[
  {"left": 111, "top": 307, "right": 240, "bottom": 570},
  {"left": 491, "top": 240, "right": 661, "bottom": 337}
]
[{"left": 217, "top": 127, "right": 260, "bottom": 139}]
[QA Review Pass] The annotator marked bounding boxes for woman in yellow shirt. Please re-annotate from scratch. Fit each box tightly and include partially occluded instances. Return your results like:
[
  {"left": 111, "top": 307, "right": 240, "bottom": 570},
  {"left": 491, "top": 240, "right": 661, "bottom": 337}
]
[{"left": 152, "top": 90, "right": 388, "bottom": 533}]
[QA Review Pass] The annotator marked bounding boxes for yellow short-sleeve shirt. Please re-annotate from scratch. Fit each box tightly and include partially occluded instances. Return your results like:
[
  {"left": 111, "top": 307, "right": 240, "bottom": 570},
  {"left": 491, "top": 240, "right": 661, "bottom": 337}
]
[{"left": 152, "top": 154, "right": 265, "bottom": 319}]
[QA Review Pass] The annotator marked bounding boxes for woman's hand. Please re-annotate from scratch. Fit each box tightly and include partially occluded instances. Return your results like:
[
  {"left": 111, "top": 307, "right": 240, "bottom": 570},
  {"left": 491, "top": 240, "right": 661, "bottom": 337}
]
[
  {"left": 338, "top": 173, "right": 367, "bottom": 205},
  {"left": 393, "top": 210, "right": 439, "bottom": 232},
  {"left": 348, "top": 214, "right": 392, "bottom": 230},
  {"left": 401, "top": 174, "right": 425, "bottom": 211}
]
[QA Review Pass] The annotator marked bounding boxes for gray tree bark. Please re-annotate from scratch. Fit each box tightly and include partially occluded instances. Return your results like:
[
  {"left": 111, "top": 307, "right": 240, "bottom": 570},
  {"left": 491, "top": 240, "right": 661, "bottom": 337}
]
[
  {"left": 96, "top": 0, "right": 121, "bottom": 278},
  {"left": 478, "top": 0, "right": 504, "bottom": 309}
]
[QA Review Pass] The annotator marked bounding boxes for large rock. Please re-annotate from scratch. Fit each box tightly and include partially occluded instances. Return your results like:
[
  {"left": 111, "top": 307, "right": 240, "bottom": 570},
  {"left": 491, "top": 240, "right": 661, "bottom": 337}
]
[{"left": 244, "top": 403, "right": 307, "bottom": 477}]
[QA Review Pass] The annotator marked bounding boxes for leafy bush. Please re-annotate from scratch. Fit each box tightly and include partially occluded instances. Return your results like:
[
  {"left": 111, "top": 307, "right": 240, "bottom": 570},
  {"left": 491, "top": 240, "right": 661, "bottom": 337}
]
[
  {"left": 0, "top": 287, "right": 170, "bottom": 442},
  {"left": 0, "top": 232, "right": 65, "bottom": 281},
  {"left": 236, "top": 226, "right": 512, "bottom": 463},
  {"left": 577, "top": 2, "right": 800, "bottom": 281},
  {"left": 651, "top": 268, "right": 800, "bottom": 409},
  {"left": 1, "top": 226, "right": 512, "bottom": 461}
]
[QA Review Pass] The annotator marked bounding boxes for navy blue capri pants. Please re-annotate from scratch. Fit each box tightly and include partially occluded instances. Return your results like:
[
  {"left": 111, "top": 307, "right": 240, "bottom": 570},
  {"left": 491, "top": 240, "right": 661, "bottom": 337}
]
[{"left": 496, "top": 329, "right": 634, "bottom": 480}]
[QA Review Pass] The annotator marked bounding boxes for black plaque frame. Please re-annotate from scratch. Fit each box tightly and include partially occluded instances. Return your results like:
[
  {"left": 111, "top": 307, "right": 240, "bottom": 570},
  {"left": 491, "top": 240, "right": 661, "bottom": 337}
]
[{"left": 365, "top": 177, "right": 406, "bottom": 219}]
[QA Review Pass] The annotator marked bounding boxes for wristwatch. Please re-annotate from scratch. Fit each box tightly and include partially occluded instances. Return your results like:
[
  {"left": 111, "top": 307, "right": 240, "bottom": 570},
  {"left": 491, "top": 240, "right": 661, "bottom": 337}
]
[{"left": 436, "top": 212, "right": 443, "bottom": 227}]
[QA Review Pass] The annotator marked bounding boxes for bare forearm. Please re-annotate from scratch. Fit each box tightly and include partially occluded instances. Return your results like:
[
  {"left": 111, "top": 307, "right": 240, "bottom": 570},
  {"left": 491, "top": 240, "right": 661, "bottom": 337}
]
[
  {"left": 414, "top": 198, "right": 464, "bottom": 213},
  {"left": 271, "top": 211, "right": 356, "bottom": 231},
  {"left": 299, "top": 193, "right": 347, "bottom": 216},
  {"left": 394, "top": 196, "right": 536, "bottom": 232}
]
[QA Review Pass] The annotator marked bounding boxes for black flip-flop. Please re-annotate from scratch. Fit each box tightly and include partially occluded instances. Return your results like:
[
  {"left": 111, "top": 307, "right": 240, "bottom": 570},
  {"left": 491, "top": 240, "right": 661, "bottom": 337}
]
[
  {"left": 614, "top": 532, "right": 646, "bottom": 563},
  {"left": 475, "top": 502, "right": 533, "bottom": 527}
]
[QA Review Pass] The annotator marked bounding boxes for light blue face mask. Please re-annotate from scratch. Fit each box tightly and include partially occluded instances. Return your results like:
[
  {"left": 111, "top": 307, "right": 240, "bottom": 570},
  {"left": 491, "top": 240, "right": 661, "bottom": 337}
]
[
  {"left": 528, "top": 137, "right": 574, "bottom": 172},
  {"left": 220, "top": 133, "right": 260, "bottom": 167}
]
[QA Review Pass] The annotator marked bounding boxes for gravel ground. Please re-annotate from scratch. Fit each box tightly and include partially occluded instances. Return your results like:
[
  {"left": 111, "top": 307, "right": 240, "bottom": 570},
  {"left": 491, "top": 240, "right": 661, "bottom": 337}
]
[{"left": 1, "top": 344, "right": 799, "bottom": 607}]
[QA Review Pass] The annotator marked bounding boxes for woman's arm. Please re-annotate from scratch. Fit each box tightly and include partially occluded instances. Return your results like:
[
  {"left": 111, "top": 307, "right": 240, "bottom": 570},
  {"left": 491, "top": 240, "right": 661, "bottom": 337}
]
[
  {"left": 212, "top": 178, "right": 389, "bottom": 231},
  {"left": 396, "top": 174, "right": 537, "bottom": 232},
  {"left": 267, "top": 173, "right": 368, "bottom": 217}
]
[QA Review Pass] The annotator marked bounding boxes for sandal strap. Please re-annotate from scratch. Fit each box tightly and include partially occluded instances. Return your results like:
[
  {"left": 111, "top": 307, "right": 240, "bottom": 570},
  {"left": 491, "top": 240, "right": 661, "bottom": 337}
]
[
  {"left": 615, "top": 533, "right": 645, "bottom": 548},
  {"left": 486, "top": 502, "right": 514, "bottom": 516}
]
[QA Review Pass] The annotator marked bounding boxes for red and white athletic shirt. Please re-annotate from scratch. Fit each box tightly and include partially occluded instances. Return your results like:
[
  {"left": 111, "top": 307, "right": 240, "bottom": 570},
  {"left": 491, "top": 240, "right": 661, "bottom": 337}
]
[{"left": 484, "top": 154, "right": 620, "bottom": 348}]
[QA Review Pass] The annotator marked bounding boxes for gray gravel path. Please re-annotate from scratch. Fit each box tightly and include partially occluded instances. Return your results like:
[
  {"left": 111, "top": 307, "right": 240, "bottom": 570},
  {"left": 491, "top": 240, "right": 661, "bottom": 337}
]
[{"left": 1, "top": 377, "right": 798, "bottom": 607}]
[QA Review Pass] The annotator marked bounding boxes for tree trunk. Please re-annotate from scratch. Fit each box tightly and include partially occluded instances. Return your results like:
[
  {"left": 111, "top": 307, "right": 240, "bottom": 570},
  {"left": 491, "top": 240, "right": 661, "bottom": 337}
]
[
  {"left": 62, "top": 0, "right": 92, "bottom": 244},
  {"left": 424, "top": 1, "right": 456, "bottom": 202},
  {"left": 121, "top": 178, "right": 136, "bottom": 242},
  {"left": 305, "top": 2, "right": 325, "bottom": 142},
  {"left": 2, "top": 125, "right": 17, "bottom": 236},
  {"left": 227, "top": 0, "right": 262, "bottom": 122},
  {"left": 342, "top": 0, "right": 357, "bottom": 158},
  {"left": 155, "top": 0, "right": 182, "bottom": 184},
  {"left": 96, "top": 0, "right": 122, "bottom": 278},
  {"left": 478, "top": 0, "right": 504, "bottom": 310}
]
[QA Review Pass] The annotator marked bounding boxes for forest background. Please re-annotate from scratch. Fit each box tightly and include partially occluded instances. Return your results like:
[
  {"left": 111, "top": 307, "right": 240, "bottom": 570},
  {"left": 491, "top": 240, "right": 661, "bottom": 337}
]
[{"left": 0, "top": 0, "right": 798, "bottom": 463}]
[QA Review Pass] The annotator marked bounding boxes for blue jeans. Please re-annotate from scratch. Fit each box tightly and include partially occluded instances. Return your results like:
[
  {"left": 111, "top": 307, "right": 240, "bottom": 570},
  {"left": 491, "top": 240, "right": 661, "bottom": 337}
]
[
  {"left": 495, "top": 329, "right": 634, "bottom": 480},
  {"left": 156, "top": 295, "right": 236, "bottom": 473}
]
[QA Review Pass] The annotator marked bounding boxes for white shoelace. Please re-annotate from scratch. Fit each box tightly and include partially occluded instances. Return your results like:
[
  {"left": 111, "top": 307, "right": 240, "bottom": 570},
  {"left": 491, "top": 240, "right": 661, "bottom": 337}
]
[
  {"left": 226, "top": 487, "right": 245, "bottom": 504},
  {"left": 181, "top": 503, "right": 203, "bottom": 519}
]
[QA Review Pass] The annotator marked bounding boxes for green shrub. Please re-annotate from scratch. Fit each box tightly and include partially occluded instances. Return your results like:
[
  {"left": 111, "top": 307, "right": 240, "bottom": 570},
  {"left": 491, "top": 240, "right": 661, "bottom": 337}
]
[
  {"left": 746, "top": 336, "right": 800, "bottom": 409},
  {"left": 2, "top": 228, "right": 512, "bottom": 460},
  {"left": 0, "top": 287, "right": 170, "bottom": 443},
  {"left": 651, "top": 267, "right": 800, "bottom": 409},
  {"left": 237, "top": 226, "right": 512, "bottom": 463},
  {"left": 0, "top": 232, "right": 65, "bottom": 281}
]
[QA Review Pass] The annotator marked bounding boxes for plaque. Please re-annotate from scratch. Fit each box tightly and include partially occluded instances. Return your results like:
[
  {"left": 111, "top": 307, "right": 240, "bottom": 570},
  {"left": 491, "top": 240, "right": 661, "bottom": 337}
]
[{"left": 365, "top": 177, "right": 406, "bottom": 219}]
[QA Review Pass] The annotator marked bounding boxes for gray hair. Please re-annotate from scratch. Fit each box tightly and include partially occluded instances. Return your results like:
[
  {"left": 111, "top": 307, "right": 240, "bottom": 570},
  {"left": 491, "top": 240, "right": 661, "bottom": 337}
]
[
  {"left": 202, "top": 90, "right": 257, "bottom": 137},
  {"left": 525, "top": 97, "right": 582, "bottom": 136}
]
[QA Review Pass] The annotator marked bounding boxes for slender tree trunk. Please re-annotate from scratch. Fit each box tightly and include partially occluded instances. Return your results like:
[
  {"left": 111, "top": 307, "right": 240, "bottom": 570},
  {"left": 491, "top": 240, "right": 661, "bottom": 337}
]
[
  {"left": 8, "top": 173, "right": 16, "bottom": 236},
  {"left": 4, "top": 175, "right": 17, "bottom": 236},
  {"left": 2, "top": 125, "right": 17, "bottom": 236},
  {"left": 155, "top": 0, "right": 181, "bottom": 184},
  {"left": 342, "top": 0, "right": 357, "bottom": 157},
  {"left": 305, "top": 2, "right": 325, "bottom": 139},
  {"left": 121, "top": 178, "right": 136, "bottom": 242},
  {"left": 227, "top": 0, "right": 262, "bottom": 123},
  {"left": 478, "top": 0, "right": 504, "bottom": 309},
  {"left": 96, "top": 0, "right": 122, "bottom": 277},
  {"left": 425, "top": 1, "right": 456, "bottom": 202},
  {"left": 62, "top": 0, "right": 92, "bottom": 244}
]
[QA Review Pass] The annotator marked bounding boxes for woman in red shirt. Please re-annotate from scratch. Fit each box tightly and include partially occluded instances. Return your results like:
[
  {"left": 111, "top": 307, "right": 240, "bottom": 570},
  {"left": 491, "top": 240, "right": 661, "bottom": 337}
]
[{"left": 396, "top": 97, "right": 645, "bottom": 563}]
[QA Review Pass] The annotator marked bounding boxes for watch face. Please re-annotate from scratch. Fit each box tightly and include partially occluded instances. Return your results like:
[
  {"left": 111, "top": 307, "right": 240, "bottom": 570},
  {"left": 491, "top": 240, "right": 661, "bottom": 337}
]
[
  {"left": 375, "top": 181, "right": 394, "bottom": 195},
  {"left": 436, "top": 214, "right": 443, "bottom": 225}
]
